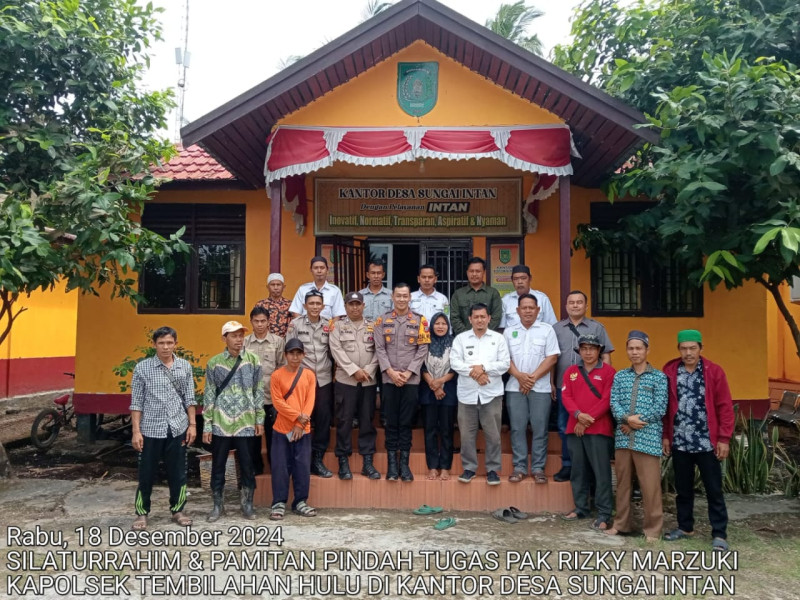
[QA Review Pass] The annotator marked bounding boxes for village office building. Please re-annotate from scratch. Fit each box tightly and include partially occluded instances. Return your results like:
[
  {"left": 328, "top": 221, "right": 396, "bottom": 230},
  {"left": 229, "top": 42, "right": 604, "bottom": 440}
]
[{"left": 72, "top": 0, "right": 799, "bottom": 505}]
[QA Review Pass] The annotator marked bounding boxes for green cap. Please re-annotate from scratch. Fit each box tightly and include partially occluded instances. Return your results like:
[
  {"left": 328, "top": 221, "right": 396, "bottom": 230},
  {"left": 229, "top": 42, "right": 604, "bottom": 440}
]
[{"left": 677, "top": 329, "right": 702, "bottom": 344}]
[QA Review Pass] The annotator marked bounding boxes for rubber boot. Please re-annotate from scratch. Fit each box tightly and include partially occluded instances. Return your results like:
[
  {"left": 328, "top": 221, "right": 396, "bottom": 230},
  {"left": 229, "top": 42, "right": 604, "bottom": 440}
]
[
  {"left": 311, "top": 451, "right": 333, "bottom": 478},
  {"left": 386, "top": 451, "right": 399, "bottom": 481},
  {"left": 207, "top": 488, "right": 225, "bottom": 522},
  {"left": 338, "top": 455, "right": 352, "bottom": 480},
  {"left": 361, "top": 454, "right": 381, "bottom": 480},
  {"left": 240, "top": 487, "right": 255, "bottom": 520},
  {"left": 399, "top": 450, "right": 414, "bottom": 482}
]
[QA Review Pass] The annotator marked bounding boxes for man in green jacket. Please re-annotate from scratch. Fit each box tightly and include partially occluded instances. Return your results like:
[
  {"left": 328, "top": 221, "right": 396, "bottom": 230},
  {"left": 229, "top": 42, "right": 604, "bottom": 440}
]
[{"left": 203, "top": 321, "right": 264, "bottom": 522}]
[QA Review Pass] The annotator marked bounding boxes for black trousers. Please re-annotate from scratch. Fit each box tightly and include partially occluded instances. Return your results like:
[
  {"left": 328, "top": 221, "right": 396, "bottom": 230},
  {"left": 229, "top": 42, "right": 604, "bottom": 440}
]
[
  {"left": 271, "top": 431, "right": 312, "bottom": 509},
  {"left": 567, "top": 433, "right": 613, "bottom": 521},
  {"left": 250, "top": 405, "right": 278, "bottom": 475},
  {"left": 673, "top": 448, "right": 728, "bottom": 539},
  {"left": 135, "top": 429, "right": 187, "bottom": 516},
  {"left": 334, "top": 382, "right": 377, "bottom": 457},
  {"left": 311, "top": 382, "right": 334, "bottom": 454},
  {"left": 423, "top": 404, "right": 456, "bottom": 470},
  {"left": 382, "top": 383, "right": 419, "bottom": 452},
  {"left": 211, "top": 434, "right": 256, "bottom": 491}
]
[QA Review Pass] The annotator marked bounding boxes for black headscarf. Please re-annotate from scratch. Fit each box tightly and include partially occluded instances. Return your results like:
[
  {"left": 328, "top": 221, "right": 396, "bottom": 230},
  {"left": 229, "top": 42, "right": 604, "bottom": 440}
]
[{"left": 428, "top": 312, "right": 454, "bottom": 358}]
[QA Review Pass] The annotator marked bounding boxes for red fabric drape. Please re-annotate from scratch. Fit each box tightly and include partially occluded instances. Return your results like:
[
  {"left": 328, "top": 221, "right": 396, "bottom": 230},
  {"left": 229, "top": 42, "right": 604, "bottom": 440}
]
[
  {"left": 420, "top": 130, "right": 499, "bottom": 154},
  {"left": 264, "top": 125, "right": 575, "bottom": 182},
  {"left": 506, "top": 128, "right": 571, "bottom": 168},
  {"left": 267, "top": 128, "right": 327, "bottom": 171},
  {"left": 338, "top": 130, "right": 411, "bottom": 157}
]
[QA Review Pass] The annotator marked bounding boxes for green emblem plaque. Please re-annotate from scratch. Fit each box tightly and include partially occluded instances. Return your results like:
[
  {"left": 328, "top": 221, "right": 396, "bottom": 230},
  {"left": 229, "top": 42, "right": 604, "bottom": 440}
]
[
  {"left": 499, "top": 249, "right": 512, "bottom": 264},
  {"left": 397, "top": 62, "right": 438, "bottom": 117}
]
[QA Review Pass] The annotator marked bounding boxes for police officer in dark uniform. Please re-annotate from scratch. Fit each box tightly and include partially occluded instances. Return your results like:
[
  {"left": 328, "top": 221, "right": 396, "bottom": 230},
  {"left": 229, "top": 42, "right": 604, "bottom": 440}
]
[
  {"left": 374, "top": 283, "right": 430, "bottom": 481},
  {"left": 329, "top": 292, "right": 381, "bottom": 480}
]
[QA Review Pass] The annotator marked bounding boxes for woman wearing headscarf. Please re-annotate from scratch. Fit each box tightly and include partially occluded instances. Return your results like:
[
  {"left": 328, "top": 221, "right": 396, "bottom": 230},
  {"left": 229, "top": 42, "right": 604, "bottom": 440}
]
[{"left": 420, "top": 312, "right": 458, "bottom": 480}]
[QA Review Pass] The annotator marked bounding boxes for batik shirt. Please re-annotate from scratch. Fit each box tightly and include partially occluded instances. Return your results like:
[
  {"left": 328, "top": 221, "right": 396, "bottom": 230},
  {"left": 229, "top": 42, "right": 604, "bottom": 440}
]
[
  {"left": 255, "top": 296, "right": 292, "bottom": 337},
  {"left": 673, "top": 360, "right": 713, "bottom": 452},
  {"left": 203, "top": 349, "right": 265, "bottom": 437},
  {"left": 610, "top": 364, "right": 668, "bottom": 457}
]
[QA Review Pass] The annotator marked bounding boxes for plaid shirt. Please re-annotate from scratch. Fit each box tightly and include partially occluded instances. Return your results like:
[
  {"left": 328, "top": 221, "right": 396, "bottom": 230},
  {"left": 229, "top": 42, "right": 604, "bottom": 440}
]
[{"left": 130, "top": 356, "right": 196, "bottom": 438}]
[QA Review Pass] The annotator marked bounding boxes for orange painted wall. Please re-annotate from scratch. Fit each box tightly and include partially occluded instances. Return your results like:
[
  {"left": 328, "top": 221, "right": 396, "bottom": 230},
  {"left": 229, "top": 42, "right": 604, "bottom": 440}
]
[
  {"left": 569, "top": 186, "right": 769, "bottom": 400},
  {"left": 768, "top": 284, "right": 800, "bottom": 381},
  {"left": 0, "top": 282, "right": 77, "bottom": 397},
  {"left": 0, "top": 281, "right": 76, "bottom": 360},
  {"left": 74, "top": 188, "right": 269, "bottom": 394}
]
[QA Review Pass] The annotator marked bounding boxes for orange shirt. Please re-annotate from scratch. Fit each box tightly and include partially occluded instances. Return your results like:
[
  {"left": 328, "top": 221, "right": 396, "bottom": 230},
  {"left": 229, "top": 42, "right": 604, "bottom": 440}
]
[{"left": 270, "top": 366, "right": 316, "bottom": 434}]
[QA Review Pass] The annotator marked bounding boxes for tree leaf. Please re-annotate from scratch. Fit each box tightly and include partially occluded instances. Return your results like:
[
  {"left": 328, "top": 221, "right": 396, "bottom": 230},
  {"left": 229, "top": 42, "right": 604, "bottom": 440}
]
[{"left": 754, "top": 228, "right": 781, "bottom": 254}]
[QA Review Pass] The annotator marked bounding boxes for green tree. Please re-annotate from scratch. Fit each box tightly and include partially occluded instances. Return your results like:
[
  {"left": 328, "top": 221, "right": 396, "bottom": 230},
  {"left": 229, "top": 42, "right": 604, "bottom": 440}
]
[
  {"left": 554, "top": 0, "right": 800, "bottom": 359},
  {"left": 0, "top": 0, "right": 188, "bottom": 348},
  {"left": 485, "top": 1, "right": 544, "bottom": 56}
]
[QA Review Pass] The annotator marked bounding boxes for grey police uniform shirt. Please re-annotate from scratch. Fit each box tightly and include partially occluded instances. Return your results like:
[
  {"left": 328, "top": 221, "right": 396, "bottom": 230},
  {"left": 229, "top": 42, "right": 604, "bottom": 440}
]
[
  {"left": 373, "top": 310, "right": 430, "bottom": 386},
  {"left": 359, "top": 286, "right": 393, "bottom": 322},
  {"left": 328, "top": 317, "right": 379, "bottom": 386},
  {"left": 286, "top": 315, "right": 334, "bottom": 387}
]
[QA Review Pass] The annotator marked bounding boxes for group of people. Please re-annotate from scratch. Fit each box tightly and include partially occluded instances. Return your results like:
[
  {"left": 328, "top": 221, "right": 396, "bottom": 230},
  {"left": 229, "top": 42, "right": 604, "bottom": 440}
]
[{"left": 129, "top": 254, "right": 735, "bottom": 550}]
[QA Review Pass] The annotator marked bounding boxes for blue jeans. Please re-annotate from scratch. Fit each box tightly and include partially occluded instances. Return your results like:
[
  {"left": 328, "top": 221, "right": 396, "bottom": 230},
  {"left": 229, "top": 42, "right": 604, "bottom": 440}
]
[
  {"left": 556, "top": 388, "right": 571, "bottom": 468},
  {"left": 506, "top": 391, "right": 551, "bottom": 473}
]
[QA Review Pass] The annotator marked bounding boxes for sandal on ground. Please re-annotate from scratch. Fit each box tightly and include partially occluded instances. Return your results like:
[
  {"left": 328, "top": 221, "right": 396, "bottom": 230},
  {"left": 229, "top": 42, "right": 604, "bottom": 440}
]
[
  {"left": 426, "top": 469, "right": 439, "bottom": 480},
  {"left": 508, "top": 471, "right": 526, "bottom": 483},
  {"left": 509, "top": 506, "right": 529, "bottom": 520},
  {"left": 591, "top": 518, "right": 611, "bottom": 531},
  {"left": 434, "top": 517, "right": 457, "bottom": 530},
  {"left": 172, "top": 511, "right": 193, "bottom": 527},
  {"left": 131, "top": 515, "right": 147, "bottom": 531},
  {"left": 532, "top": 471, "right": 548, "bottom": 484},
  {"left": 292, "top": 500, "right": 317, "bottom": 517},
  {"left": 712, "top": 537, "right": 730, "bottom": 551},
  {"left": 664, "top": 528, "right": 694, "bottom": 541},
  {"left": 604, "top": 527, "right": 621, "bottom": 536},
  {"left": 413, "top": 504, "right": 444, "bottom": 515},
  {"left": 492, "top": 508, "right": 519, "bottom": 524},
  {"left": 270, "top": 502, "right": 286, "bottom": 521},
  {"left": 561, "top": 511, "right": 587, "bottom": 521},
  {"left": 440, "top": 469, "right": 450, "bottom": 481}
]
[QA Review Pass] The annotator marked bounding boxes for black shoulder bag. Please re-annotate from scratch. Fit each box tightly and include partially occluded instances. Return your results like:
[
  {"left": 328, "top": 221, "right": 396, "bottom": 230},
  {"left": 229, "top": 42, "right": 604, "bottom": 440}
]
[
  {"left": 578, "top": 366, "right": 602, "bottom": 399},
  {"left": 283, "top": 367, "right": 305, "bottom": 401},
  {"left": 215, "top": 355, "right": 243, "bottom": 396}
]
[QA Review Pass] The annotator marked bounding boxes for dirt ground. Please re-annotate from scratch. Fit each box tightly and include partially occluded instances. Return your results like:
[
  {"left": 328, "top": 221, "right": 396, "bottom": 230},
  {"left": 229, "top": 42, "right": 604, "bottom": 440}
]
[{"left": 2, "top": 432, "right": 800, "bottom": 599}]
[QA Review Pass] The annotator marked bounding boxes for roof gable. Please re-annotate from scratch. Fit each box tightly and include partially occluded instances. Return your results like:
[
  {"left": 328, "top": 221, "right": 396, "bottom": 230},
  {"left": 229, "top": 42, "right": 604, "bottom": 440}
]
[{"left": 182, "top": 0, "right": 655, "bottom": 189}]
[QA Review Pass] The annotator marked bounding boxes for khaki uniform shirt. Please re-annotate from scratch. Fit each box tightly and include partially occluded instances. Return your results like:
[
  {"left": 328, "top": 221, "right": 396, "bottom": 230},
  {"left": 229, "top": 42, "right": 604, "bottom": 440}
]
[
  {"left": 287, "top": 315, "right": 333, "bottom": 387},
  {"left": 329, "top": 317, "right": 379, "bottom": 386},
  {"left": 244, "top": 332, "right": 286, "bottom": 404},
  {"left": 373, "top": 310, "right": 430, "bottom": 386}
]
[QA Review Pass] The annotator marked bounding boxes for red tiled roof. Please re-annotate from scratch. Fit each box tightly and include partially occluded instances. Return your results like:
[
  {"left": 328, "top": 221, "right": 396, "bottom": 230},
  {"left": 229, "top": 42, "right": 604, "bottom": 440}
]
[{"left": 152, "top": 144, "right": 235, "bottom": 181}]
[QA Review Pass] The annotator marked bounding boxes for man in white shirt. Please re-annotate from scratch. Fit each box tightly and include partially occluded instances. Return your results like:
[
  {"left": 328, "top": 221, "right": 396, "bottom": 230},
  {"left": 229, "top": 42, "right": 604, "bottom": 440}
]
[
  {"left": 504, "top": 293, "right": 560, "bottom": 484},
  {"left": 289, "top": 256, "right": 346, "bottom": 321},
  {"left": 500, "top": 264, "right": 557, "bottom": 329},
  {"left": 410, "top": 264, "right": 449, "bottom": 322},
  {"left": 450, "top": 303, "right": 510, "bottom": 485},
  {"left": 359, "top": 260, "right": 393, "bottom": 321}
]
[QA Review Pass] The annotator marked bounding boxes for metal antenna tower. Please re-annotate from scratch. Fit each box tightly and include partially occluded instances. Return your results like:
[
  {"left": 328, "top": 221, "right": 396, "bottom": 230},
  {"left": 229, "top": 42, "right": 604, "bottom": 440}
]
[{"left": 174, "top": 0, "right": 191, "bottom": 142}]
